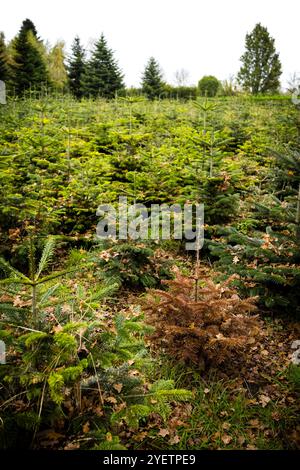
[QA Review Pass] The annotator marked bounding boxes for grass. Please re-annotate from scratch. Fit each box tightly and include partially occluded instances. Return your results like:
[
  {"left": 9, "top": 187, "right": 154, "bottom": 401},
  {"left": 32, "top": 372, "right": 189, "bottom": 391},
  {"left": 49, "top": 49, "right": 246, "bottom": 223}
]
[{"left": 142, "top": 360, "right": 299, "bottom": 450}]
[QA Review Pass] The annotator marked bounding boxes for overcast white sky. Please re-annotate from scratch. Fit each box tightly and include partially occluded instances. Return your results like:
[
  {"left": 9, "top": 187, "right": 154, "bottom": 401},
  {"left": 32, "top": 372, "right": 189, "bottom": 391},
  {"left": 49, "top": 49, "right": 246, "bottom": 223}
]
[{"left": 2, "top": 0, "right": 299, "bottom": 88}]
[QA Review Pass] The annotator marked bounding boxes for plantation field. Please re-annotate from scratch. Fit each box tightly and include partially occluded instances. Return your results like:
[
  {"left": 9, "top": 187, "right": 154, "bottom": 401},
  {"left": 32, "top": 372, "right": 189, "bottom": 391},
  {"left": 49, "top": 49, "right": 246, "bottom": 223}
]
[{"left": 0, "top": 95, "right": 299, "bottom": 450}]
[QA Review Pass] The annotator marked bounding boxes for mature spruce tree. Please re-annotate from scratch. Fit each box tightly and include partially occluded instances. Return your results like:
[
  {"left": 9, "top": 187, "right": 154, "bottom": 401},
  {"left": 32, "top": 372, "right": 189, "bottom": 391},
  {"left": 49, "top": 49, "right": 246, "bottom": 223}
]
[
  {"left": 0, "top": 32, "right": 11, "bottom": 83},
  {"left": 237, "top": 23, "right": 282, "bottom": 94},
  {"left": 82, "top": 34, "right": 124, "bottom": 98},
  {"left": 67, "top": 36, "right": 85, "bottom": 98},
  {"left": 141, "top": 57, "right": 165, "bottom": 99},
  {"left": 11, "top": 19, "right": 48, "bottom": 95},
  {"left": 21, "top": 18, "right": 38, "bottom": 36}
]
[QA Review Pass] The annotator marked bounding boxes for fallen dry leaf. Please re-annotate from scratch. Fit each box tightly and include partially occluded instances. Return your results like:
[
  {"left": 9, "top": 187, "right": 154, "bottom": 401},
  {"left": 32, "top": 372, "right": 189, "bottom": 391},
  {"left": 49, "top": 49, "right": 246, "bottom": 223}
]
[
  {"left": 105, "top": 396, "right": 118, "bottom": 404},
  {"left": 13, "top": 296, "right": 32, "bottom": 307},
  {"left": 249, "top": 419, "right": 260, "bottom": 427},
  {"left": 82, "top": 421, "right": 90, "bottom": 434},
  {"left": 169, "top": 435, "right": 180, "bottom": 445},
  {"left": 64, "top": 442, "right": 80, "bottom": 450},
  {"left": 221, "top": 434, "right": 232, "bottom": 445},
  {"left": 113, "top": 383, "right": 123, "bottom": 393},
  {"left": 95, "top": 406, "right": 104, "bottom": 417},
  {"left": 158, "top": 429, "right": 169, "bottom": 437},
  {"left": 271, "top": 411, "right": 280, "bottom": 421},
  {"left": 259, "top": 395, "right": 271, "bottom": 407},
  {"left": 222, "top": 422, "right": 231, "bottom": 430},
  {"left": 261, "top": 349, "right": 269, "bottom": 356}
]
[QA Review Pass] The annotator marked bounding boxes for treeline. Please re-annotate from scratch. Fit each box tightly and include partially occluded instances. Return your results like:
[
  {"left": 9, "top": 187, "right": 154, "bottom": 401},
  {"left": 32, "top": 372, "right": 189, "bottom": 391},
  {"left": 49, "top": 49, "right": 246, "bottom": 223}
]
[{"left": 0, "top": 19, "right": 283, "bottom": 99}]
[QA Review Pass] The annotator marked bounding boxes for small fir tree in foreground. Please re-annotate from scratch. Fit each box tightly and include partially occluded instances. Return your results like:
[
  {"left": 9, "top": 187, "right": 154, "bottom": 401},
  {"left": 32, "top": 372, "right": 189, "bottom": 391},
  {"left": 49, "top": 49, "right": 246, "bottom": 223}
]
[{"left": 144, "top": 268, "right": 260, "bottom": 367}]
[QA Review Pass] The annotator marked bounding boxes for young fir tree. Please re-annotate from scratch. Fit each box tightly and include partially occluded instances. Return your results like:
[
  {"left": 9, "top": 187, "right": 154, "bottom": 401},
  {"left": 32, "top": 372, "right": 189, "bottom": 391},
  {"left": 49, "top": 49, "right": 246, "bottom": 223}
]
[
  {"left": 67, "top": 36, "right": 86, "bottom": 99},
  {"left": 0, "top": 32, "right": 11, "bottom": 83},
  {"left": 237, "top": 23, "right": 282, "bottom": 94},
  {"left": 273, "top": 149, "right": 300, "bottom": 242},
  {"left": 208, "top": 149, "right": 300, "bottom": 317},
  {"left": 82, "top": 33, "right": 124, "bottom": 99},
  {"left": 141, "top": 57, "right": 165, "bottom": 100},
  {"left": 11, "top": 19, "right": 48, "bottom": 95}
]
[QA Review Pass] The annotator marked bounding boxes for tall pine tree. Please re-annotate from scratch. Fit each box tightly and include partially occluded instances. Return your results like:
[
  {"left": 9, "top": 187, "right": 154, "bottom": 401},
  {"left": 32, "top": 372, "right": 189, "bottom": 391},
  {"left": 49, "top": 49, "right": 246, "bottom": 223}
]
[
  {"left": 141, "top": 57, "right": 165, "bottom": 100},
  {"left": 67, "top": 36, "right": 85, "bottom": 98},
  {"left": 11, "top": 19, "right": 48, "bottom": 95},
  {"left": 237, "top": 23, "right": 282, "bottom": 94},
  {"left": 82, "top": 34, "right": 124, "bottom": 98}
]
